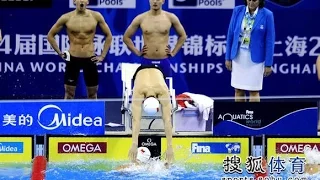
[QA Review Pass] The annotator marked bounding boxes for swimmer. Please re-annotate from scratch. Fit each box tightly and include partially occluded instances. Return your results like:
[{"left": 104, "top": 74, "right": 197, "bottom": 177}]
[
  {"left": 128, "top": 65, "right": 174, "bottom": 164},
  {"left": 123, "top": 0, "right": 187, "bottom": 77},
  {"left": 116, "top": 147, "right": 169, "bottom": 171},
  {"left": 316, "top": 55, "right": 320, "bottom": 80},
  {"left": 0, "top": 28, "right": 2, "bottom": 41},
  {"left": 47, "top": 0, "right": 112, "bottom": 99},
  {"left": 124, "top": 0, "right": 187, "bottom": 165}
]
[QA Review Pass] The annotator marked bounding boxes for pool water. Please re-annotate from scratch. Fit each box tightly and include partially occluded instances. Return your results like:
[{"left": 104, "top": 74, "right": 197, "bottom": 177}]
[
  {"left": 0, "top": 164, "right": 31, "bottom": 180},
  {"left": 1, "top": 161, "right": 320, "bottom": 180},
  {"left": 45, "top": 160, "right": 319, "bottom": 180},
  {"left": 46, "top": 161, "right": 241, "bottom": 180}
]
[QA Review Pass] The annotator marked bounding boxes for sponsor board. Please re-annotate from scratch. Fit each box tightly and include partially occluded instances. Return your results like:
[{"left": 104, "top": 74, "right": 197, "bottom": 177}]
[
  {"left": 138, "top": 136, "right": 161, "bottom": 158},
  {"left": 161, "top": 137, "right": 249, "bottom": 163},
  {"left": 168, "top": 0, "right": 235, "bottom": 9},
  {"left": 69, "top": 0, "right": 135, "bottom": 9},
  {"left": 48, "top": 136, "right": 131, "bottom": 162},
  {"left": 267, "top": 137, "right": 320, "bottom": 159},
  {"left": 0, "top": 101, "right": 106, "bottom": 135},
  {"left": 0, "top": 136, "right": 33, "bottom": 163},
  {"left": 213, "top": 101, "right": 318, "bottom": 136}
]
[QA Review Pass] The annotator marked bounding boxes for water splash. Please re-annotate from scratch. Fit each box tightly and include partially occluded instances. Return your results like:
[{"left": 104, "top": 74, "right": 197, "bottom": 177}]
[{"left": 304, "top": 146, "right": 320, "bottom": 164}]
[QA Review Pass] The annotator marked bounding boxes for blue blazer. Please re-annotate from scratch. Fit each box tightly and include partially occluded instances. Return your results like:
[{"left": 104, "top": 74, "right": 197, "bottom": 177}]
[{"left": 225, "top": 5, "right": 275, "bottom": 67}]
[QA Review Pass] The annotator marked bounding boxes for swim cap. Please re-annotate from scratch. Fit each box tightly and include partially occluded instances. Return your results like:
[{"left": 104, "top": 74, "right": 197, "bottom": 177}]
[
  {"left": 143, "top": 97, "right": 160, "bottom": 115},
  {"left": 137, "top": 147, "right": 151, "bottom": 163}
]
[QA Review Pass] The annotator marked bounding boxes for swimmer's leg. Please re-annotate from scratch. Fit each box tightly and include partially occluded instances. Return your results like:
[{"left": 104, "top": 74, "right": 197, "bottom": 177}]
[
  {"left": 158, "top": 87, "right": 174, "bottom": 164},
  {"left": 83, "top": 59, "right": 99, "bottom": 99},
  {"left": 64, "top": 61, "right": 80, "bottom": 99},
  {"left": 86, "top": 86, "right": 98, "bottom": 99},
  {"left": 234, "top": 88, "right": 246, "bottom": 102},
  {"left": 64, "top": 85, "right": 76, "bottom": 99},
  {"left": 128, "top": 87, "right": 144, "bottom": 162}
]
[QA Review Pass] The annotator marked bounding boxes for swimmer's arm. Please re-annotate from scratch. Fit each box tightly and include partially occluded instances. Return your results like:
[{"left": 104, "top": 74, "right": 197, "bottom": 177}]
[
  {"left": 316, "top": 56, "right": 320, "bottom": 80},
  {"left": 115, "top": 164, "right": 131, "bottom": 171},
  {"left": 169, "top": 13, "right": 187, "bottom": 57},
  {"left": 123, "top": 15, "right": 142, "bottom": 56},
  {"left": 115, "top": 161, "right": 138, "bottom": 171},
  {"left": 95, "top": 12, "right": 112, "bottom": 59},
  {"left": 47, "top": 14, "right": 68, "bottom": 55}
]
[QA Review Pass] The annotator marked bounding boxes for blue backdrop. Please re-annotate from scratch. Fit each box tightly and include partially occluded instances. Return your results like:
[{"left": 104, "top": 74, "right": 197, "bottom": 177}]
[{"left": 0, "top": 0, "right": 319, "bottom": 99}]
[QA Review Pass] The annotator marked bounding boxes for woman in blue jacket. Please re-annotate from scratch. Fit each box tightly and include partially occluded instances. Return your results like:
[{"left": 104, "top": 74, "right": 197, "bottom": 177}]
[{"left": 225, "top": 0, "right": 275, "bottom": 102}]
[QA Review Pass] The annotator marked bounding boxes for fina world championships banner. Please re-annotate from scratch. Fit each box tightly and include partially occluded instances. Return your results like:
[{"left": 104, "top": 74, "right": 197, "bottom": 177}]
[
  {"left": 0, "top": 0, "right": 320, "bottom": 99},
  {"left": 213, "top": 101, "right": 318, "bottom": 136}
]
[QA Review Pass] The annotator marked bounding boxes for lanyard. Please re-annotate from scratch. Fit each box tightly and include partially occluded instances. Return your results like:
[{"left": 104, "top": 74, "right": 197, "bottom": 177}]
[
  {"left": 240, "top": 12, "right": 256, "bottom": 49},
  {"left": 243, "top": 13, "right": 256, "bottom": 32}
]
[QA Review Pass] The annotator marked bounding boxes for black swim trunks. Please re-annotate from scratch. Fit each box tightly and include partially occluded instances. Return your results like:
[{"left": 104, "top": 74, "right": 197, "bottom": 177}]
[
  {"left": 132, "top": 64, "right": 166, "bottom": 83},
  {"left": 64, "top": 56, "right": 99, "bottom": 87}
]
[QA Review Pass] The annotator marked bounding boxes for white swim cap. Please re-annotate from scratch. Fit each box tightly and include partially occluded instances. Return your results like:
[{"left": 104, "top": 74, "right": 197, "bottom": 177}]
[
  {"left": 137, "top": 147, "right": 151, "bottom": 163},
  {"left": 143, "top": 97, "right": 160, "bottom": 115}
]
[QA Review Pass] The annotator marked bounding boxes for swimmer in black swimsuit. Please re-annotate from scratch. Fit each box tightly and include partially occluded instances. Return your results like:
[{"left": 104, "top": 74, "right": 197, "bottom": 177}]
[{"left": 47, "top": 0, "right": 112, "bottom": 99}]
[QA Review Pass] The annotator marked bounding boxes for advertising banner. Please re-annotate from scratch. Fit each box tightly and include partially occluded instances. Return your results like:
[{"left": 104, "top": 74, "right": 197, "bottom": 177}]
[
  {"left": 266, "top": 137, "right": 320, "bottom": 176},
  {"left": 213, "top": 101, "right": 318, "bottom": 136},
  {"left": 161, "top": 137, "right": 250, "bottom": 163},
  {"left": 1, "top": 1, "right": 320, "bottom": 99},
  {"left": 0, "top": 136, "right": 33, "bottom": 163},
  {"left": 0, "top": 101, "right": 106, "bottom": 135},
  {"left": 68, "top": 0, "right": 136, "bottom": 9},
  {"left": 138, "top": 136, "right": 161, "bottom": 158},
  {"left": 48, "top": 136, "right": 131, "bottom": 162},
  {"left": 168, "top": 0, "right": 235, "bottom": 9},
  {"left": 267, "top": 137, "right": 320, "bottom": 159}
]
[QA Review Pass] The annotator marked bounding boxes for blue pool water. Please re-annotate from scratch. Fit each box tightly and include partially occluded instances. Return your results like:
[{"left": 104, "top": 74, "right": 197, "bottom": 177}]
[
  {"left": 44, "top": 161, "right": 318, "bottom": 180},
  {"left": 0, "top": 164, "right": 31, "bottom": 180},
  {"left": 1, "top": 161, "right": 320, "bottom": 180}
]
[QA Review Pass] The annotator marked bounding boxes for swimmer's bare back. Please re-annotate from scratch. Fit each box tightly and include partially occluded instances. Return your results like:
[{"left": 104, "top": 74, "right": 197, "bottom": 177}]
[
  {"left": 124, "top": 11, "right": 186, "bottom": 59},
  {"left": 134, "top": 69, "right": 168, "bottom": 96}
]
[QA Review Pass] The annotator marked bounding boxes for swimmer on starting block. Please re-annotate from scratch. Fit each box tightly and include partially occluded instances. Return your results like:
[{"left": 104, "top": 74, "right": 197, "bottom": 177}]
[
  {"left": 128, "top": 65, "right": 175, "bottom": 164},
  {"left": 124, "top": 0, "right": 187, "bottom": 165},
  {"left": 116, "top": 147, "right": 169, "bottom": 171},
  {"left": 47, "top": 0, "right": 112, "bottom": 99}
]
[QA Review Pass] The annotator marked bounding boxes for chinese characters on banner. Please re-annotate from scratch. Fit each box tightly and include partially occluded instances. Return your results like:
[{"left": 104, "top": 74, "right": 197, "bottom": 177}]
[
  {"left": 3, "top": 114, "right": 33, "bottom": 127},
  {"left": 0, "top": 34, "right": 320, "bottom": 57},
  {"left": 222, "top": 155, "right": 306, "bottom": 179}
]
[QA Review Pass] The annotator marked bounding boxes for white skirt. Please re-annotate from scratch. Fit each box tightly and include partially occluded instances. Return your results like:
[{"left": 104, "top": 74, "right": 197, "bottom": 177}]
[{"left": 231, "top": 48, "right": 265, "bottom": 91}]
